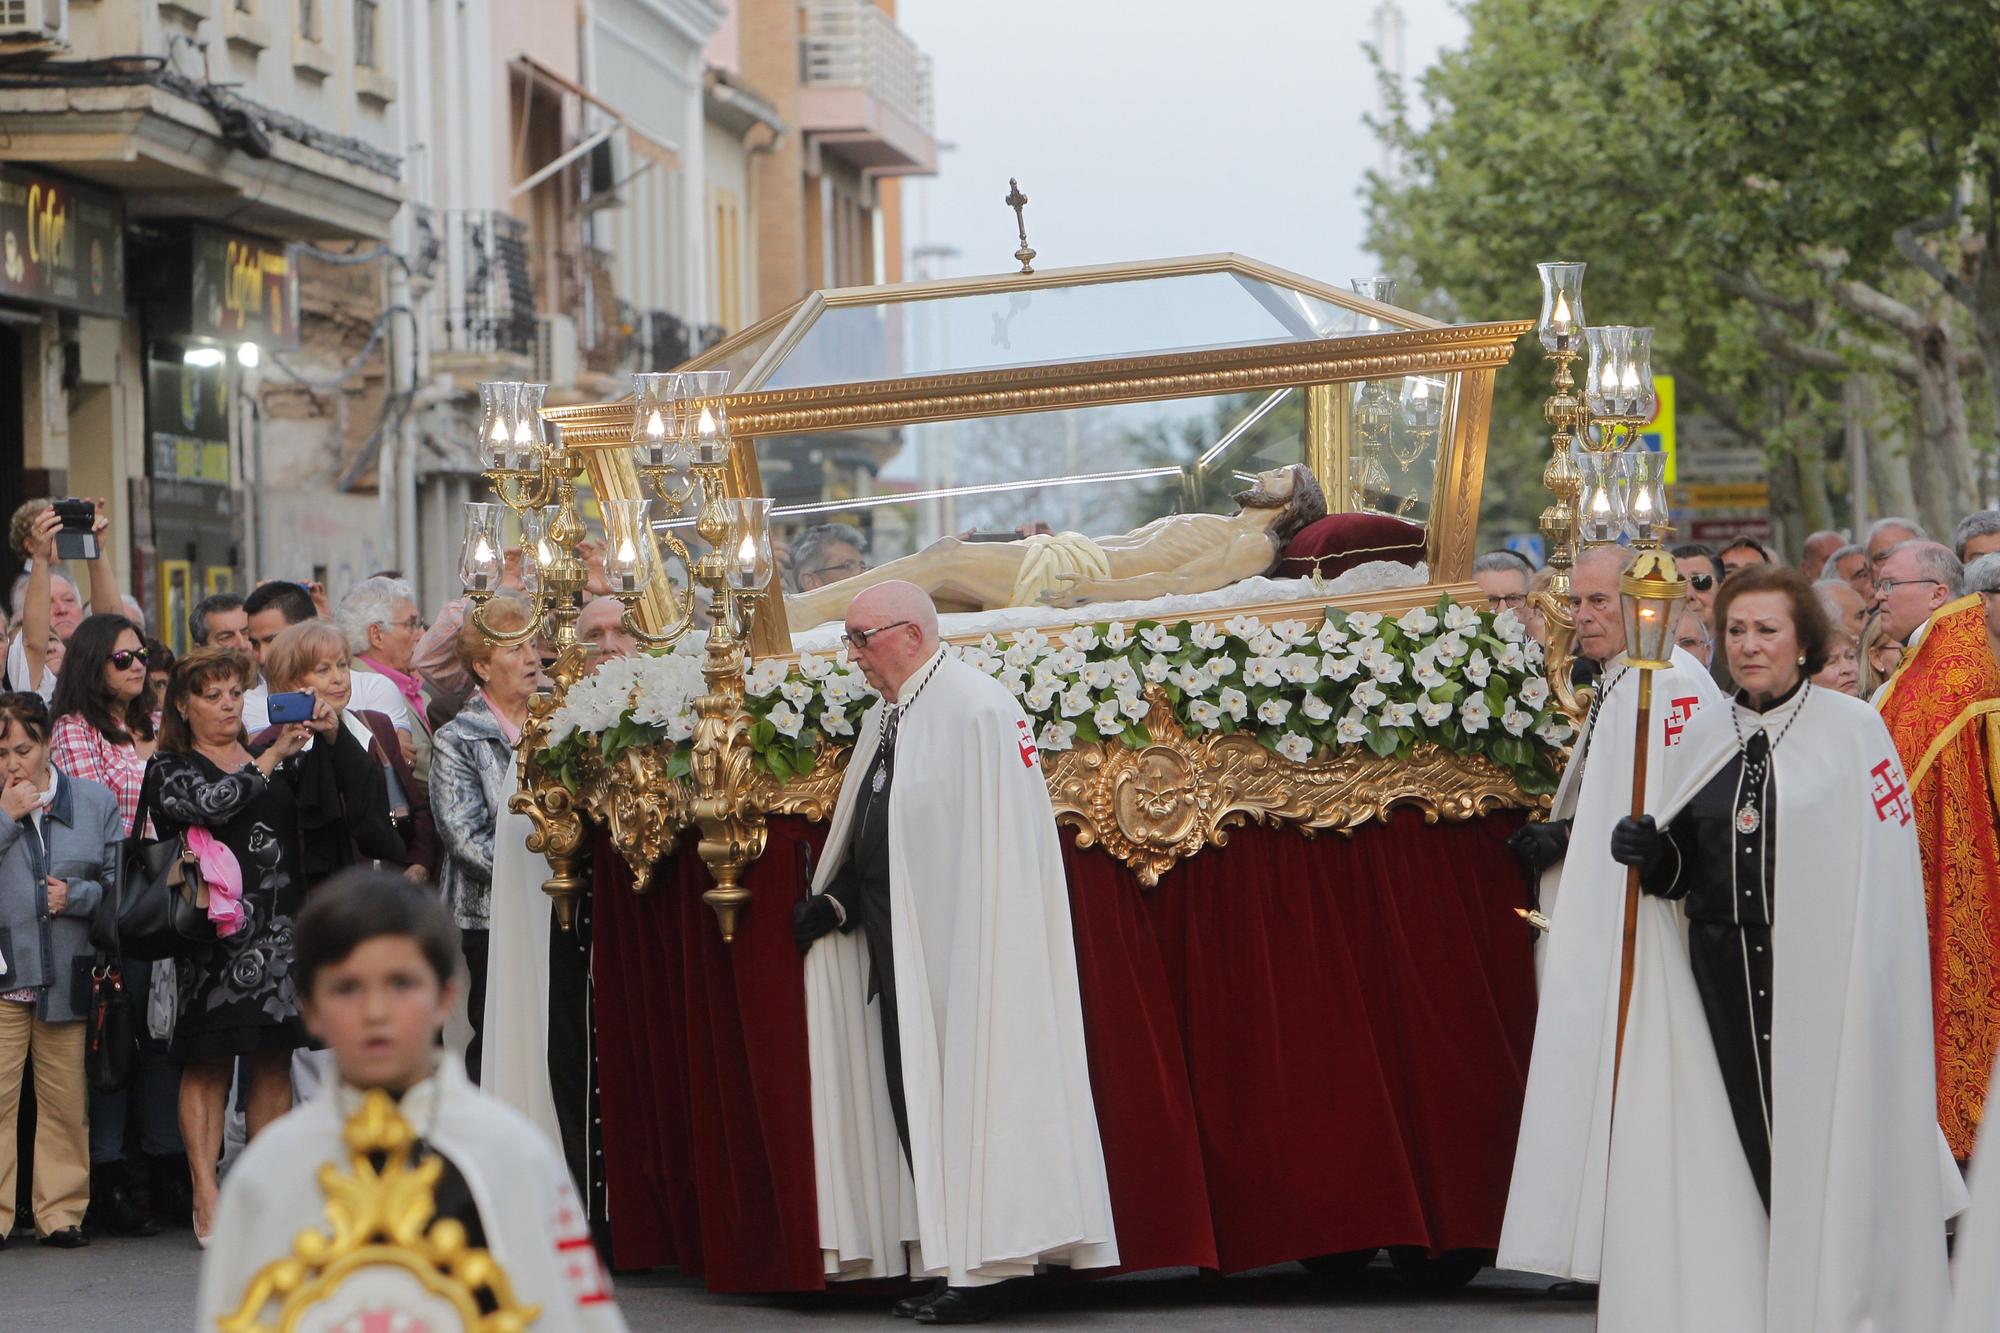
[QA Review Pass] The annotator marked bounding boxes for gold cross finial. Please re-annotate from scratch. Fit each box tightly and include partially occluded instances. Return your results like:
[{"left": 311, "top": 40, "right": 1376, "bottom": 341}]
[{"left": 1005, "top": 177, "right": 1036, "bottom": 274}]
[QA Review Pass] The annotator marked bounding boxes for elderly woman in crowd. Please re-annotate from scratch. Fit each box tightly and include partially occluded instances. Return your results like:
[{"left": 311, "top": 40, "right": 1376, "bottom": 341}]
[
  {"left": 256, "top": 620, "right": 416, "bottom": 883},
  {"left": 0, "top": 690, "right": 121, "bottom": 1249},
  {"left": 1810, "top": 584, "right": 1864, "bottom": 697},
  {"left": 9, "top": 503, "right": 116, "bottom": 700},
  {"left": 1860, "top": 615, "right": 1905, "bottom": 698},
  {"left": 144, "top": 648, "right": 316, "bottom": 1242},
  {"left": 49, "top": 614, "right": 184, "bottom": 1235},
  {"left": 338, "top": 576, "right": 436, "bottom": 783},
  {"left": 430, "top": 598, "right": 539, "bottom": 1085}
]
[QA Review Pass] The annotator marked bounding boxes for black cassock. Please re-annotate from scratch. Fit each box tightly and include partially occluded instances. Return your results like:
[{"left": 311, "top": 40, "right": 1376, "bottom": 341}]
[{"left": 1640, "top": 688, "right": 1784, "bottom": 1211}]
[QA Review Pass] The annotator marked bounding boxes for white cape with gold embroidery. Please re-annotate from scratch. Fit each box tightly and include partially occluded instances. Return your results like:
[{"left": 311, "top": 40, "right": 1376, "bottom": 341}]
[
  {"left": 196, "top": 1056, "right": 627, "bottom": 1331},
  {"left": 1598, "top": 687, "right": 1960, "bottom": 1332},
  {"left": 802, "top": 650, "right": 1118, "bottom": 1288},
  {"left": 1498, "top": 647, "right": 1725, "bottom": 1282}
]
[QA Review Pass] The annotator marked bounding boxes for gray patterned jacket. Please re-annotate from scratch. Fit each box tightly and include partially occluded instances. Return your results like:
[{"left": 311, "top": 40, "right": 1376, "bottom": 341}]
[
  {"left": 0, "top": 769, "right": 118, "bottom": 1023},
  {"left": 429, "top": 693, "right": 513, "bottom": 931}
]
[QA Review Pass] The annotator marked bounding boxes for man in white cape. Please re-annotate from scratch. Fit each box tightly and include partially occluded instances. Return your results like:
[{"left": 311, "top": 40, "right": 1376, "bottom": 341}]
[
  {"left": 793, "top": 581, "right": 1117, "bottom": 1324},
  {"left": 1498, "top": 544, "right": 1725, "bottom": 1291},
  {"left": 1597, "top": 682, "right": 1962, "bottom": 1331}
]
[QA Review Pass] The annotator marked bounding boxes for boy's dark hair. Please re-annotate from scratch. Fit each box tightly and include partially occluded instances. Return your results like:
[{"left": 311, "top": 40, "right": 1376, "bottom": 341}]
[
  {"left": 242, "top": 581, "right": 316, "bottom": 626},
  {"left": 295, "top": 867, "right": 460, "bottom": 997}
]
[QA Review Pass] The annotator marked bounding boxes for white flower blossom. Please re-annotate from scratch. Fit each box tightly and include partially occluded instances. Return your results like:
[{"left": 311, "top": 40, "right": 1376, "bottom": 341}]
[
  {"left": 796, "top": 650, "right": 832, "bottom": 680},
  {"left": 1139, "top": 624, "right": 1182, "bottom": 653},
  {"left": 978, "top": 634, "right": 1000, "bottom": 654},
  {"left": 1419, "top": 697, "right": 1454, "bottom": 726},
  {"left": 1102, "top": 622, "right": 1132, "bottom": 650},
  {"left": 1189, "top": 622, "right": 1226, "bottom": 651},
  {"left": 1325, "top": 654, "right": 1362, "bottom": 682},
  {"left": 1204, "top": 654, "right": 1238, "bottom": 679},
  {"left": 1346, "top": 612, "right": 1384, "bottom": 637},
  {"left": 1045, "top": 646, "right": 1087, "bottom": 676},
  {"left": 1172, "top": 664, "right": 1212, "bottom": 695},
  {"left": 1243, "top": 656, "right": 1285, "bottom": 687},
  {"left": 996, "top": 667, "right": 1028, "bottom": 697},
  {"left": 1381, "top": 701, "right": 1417, "bottom": 729},
  {"left": 1414, "top": 661, "right": 1447, "bottom": 691},
  {"left": 1219, "top": 687, "right": 1249, "bottom": 721},
  {"left": 1519, "top": 676, "right": 1551, "bottom": 709},
  {"left": 1108, "top": 662, "right": 1141, "bottom": 697},
  {"left": 1464, "top": 649, "right": 1492, "bottom": 688},
  {"left": 1525, "top": 639, "right": 1546, "bottom": 667},
  {"left": 1119, "top": 693, "right": 1152, "bottom": 722},
  {"left": 1080, "top": 662, "right": 1115, "bottom": 690},
  {"left": 665, "top": 712, "right": 695, "bottom": 743},
  {"left": 1060, "top": 624, "right": 1100, "bottom": 653},
  {"left": 1283, "top": 654, "right": 1321, "bottom": 685},
  {"left": 1270, "top": 619, "right": 1312, "bottom": 646},
  {"left": 1025, "top": 682, "right": 1059, "bottom": 713},
  {"left": 1443, "top": 602, "right": 1482, "bottom": 633},
  {"left": 819, "top": 707, "right": 854, "bottom": 737},
  {"left": 1315, "top": 620, "right": 1349, "bottom": 652},
  {"left": 1188, "top": 699, "right": 1224, "bottom": 730},
  {"left": 1493, "top": 609, "right": 1527, "bottom": 643},
  {"left": 956, "top": 646, "right": 994, "bottom": 674},
  {"left": 1352, "top": 680, "right": 1387, "bottom": 710},
  {"left": 1059, "top": 686, "right": 1093, "bottom": 718},
  {"left": 1002, "top": 643, "right": 1034, "bottom": 671},
  {"left": 1301, "top": 692, "right": 1334, "bottom": 722},
  {"left": 1501, "top": 705, "right": 1534, "bottom": 737},
  {"left": 1397, "top": 606, "right": 1439, "bottom": 637},
  {"left": 1257, "top": 698, "right": 1293, "bottom": 726},
  {"left": 1460, "top": 695, "right": 1492, "bottom": 733},
  {"left": 1536, "top": 716, "right": 1576, "bottom": 745},
  {"left": 1039, "top": 719, "right": 1079, "bottom": 751},
  {"left": 780, "top": 678, "right": 815, "bottom": 708},
  {"left": 1142, "top": 653, "right": 1173, "bottom": 683},
  {"left": 1013, "top": 628, "right": 1049, "bottom": 657},
  {"left": 1246, "top": 629, "right": 1282, "bottom": 658},
  {"left": 1094, "top": 700, "right": 1124, "bottom": 735},
  {"left": 1370, "top": 655, "right": 1406, "bottom": 685},
  {"left": 1336, "top": 712, "right": 1369, "bottom": 745},
  {"left": 1496, "top": 641, "right": 1528, "bottom": 673},
  {"left": 768, "top": 700, "right": 805, "bottom": 738},
  {"left": 1222, "top": 613, "right": 1265, "bottom": 640},
  {"left": 745, "top": 659, "right": 787, "bottom": 697},
  {"left": 1275, "top": 732, "right": 1315, "bottom": 763},
  {"left": 1433, "top": 633, "right": 1468, "bottom": 664}
]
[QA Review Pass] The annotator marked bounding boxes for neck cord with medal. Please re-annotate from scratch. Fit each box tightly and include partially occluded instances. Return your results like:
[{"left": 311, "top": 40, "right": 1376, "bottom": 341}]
[
  {"left": 1571, "top": 662, "right": 1631, "bottom": 777},
  {"left": 871, "top": 652, "right": 945, "bottom": 794},
  {"left": 1728, "top": 682, "right": 1811, "bottom": 835}
]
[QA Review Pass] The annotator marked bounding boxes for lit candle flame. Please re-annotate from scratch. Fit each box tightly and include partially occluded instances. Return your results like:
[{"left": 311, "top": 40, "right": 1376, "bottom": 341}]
[
  {"left": 473, "top": 536, "right": 496, "bottom": 564},
  {"left": 1410, "top": 378, "right": 1430, "bottom": 401},
  {"left": 513, "top": 415, "right": 534, "bottom": 447},
  {"left": 617, "top": 535, "right": 639, "bottom": 564},
  {"left": 1632, "top": 486, "right": 1655, "bottom": 516},
  {"left": 1590, "top": 487, "right": 1612, "bottom": 516},
  {"left": 698, "top": 406, "right": 717, "bottom": 437},
  {"left": 487, "top": 415, "right": 508, "bottom": 443},
  {"left": 646, "top": 408, "right": 666, "bottom": 441},
  {"left": 737, "top": 533, "right": 758, "bottom": 569},
  {"left": 1552, "top": 291, "right": 1572, "bottom": 326},
  {"left": 1618, "top": 362, "right": 1642, "bottom": 393}
]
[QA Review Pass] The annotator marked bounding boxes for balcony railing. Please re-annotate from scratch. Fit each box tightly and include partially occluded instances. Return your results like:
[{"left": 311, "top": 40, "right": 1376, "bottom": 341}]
[
  {"left": 431, "top": 210, "right": 535, "bottom": 359},
  {"left": 799, "top": 0, "right": 935, "bottom": 135}
]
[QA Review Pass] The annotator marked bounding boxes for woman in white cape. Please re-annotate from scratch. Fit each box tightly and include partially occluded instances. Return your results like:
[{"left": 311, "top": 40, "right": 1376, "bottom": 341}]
[{"left": 1601, "top": 565, "right": 1961, "bottom": 1331}]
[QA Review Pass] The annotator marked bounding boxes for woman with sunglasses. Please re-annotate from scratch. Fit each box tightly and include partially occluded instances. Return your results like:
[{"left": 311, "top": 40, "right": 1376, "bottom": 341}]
[{"left": 48, "top": 614, "right": 187, "bottom": 1237}]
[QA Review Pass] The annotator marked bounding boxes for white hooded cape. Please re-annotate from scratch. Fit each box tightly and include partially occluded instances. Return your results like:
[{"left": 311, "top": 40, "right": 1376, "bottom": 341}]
[
  {"left": 1597, "top": 686, "right": 1961, "bottom": 1332},
  {"left": 803, "top": 650, "right": 1118, "bottom": 1288},
  {"left": 1499, "top": 648, "right": 1725, "bottom": 1282},
  {"left": 197, "top": 1057, "right": 627, "bottom": 1331},
  {"left": 482, "top": 803, "right": 564, "bottom": 1148}
]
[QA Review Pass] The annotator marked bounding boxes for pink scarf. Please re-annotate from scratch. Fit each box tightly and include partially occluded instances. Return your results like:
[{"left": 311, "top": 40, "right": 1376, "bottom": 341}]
[
  {"left": 186, "top": 826, "right": 246, "bottom": 938},
  {"left": 360, "top": 656, "right": 429, "bottom": 733}
]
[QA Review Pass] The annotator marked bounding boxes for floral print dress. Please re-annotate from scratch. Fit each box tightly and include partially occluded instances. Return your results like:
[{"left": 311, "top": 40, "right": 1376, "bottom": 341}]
[{"left": 144, "top": 750, "right": 309, "bottom": 1062}]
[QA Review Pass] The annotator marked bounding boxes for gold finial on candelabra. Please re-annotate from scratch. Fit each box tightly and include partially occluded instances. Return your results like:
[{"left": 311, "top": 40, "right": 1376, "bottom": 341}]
[{"left": 1005, "top": 178, "right": 1036, "bottom": 274}]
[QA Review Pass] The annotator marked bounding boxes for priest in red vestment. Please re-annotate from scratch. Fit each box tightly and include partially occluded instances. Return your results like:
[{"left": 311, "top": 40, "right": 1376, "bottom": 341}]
[{"left": 1873, "top": 539, "right": 2000, "bottom": 1159}]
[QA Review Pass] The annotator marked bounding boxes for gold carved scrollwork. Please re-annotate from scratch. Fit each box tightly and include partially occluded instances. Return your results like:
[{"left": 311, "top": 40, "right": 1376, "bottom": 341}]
[
  {"left": 511, "top": 649, "right": 590, "bottom": 929},
  {"left": 577, "top": 744, "right": 696, "bottom": 892},
  {"left": 1044, "top": 689, "right": 1538, "bottom": 886}
]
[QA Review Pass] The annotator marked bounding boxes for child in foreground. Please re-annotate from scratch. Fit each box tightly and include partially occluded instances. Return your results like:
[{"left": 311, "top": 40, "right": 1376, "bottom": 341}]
[{"left": 194, "top": 868, "right": 628, "bottom": 1331}]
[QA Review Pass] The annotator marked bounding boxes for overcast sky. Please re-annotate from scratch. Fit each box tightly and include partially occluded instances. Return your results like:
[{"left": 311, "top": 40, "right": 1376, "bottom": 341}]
[{"left": 895, "top": 0, "right": 1469, "bottom": 288}]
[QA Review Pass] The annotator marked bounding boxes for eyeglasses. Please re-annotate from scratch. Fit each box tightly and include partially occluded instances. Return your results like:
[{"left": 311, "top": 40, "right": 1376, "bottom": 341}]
[
  {"left": 842, "top": 620, "right": 912, "bottom": 650},
  {"left": 108, "top": 648, "right": 150, "bottom": 670},
  {"left": 805, "top": 559, "right": 866, "bottom": 581},
  {"left": 1486, "top": 593, "right": 1528, "bottom": 611},
  {"left": 1876, "top": 577, "right": 1944, "bottom": 595},
  {"left": 1687, "top": 573, "right": 1715, "bottom": 592},
  {"left": 388, "top": 616, "right": 427, "bottom": 632}
]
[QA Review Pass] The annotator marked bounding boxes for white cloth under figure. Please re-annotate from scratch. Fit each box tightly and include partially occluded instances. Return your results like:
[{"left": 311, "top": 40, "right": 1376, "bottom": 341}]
[
  {"left": 197, "top": 1056, "right": 626, "bottom": 1331},
  {"left": 1951, "top": 1066, "right": 2000, "bottom": 1332},
  {"left": 482, "top": 803, "right": 562, "bottom": 1149},
  {"left": 1598, "top": 686, "right": 1961, "bottom": 1332},
  {"left": 1498, "top": 647, "right": 1725, "bottom": 1283},
  {"left": 802, "top": 649, "right": 1118, "bottom": 1288}
]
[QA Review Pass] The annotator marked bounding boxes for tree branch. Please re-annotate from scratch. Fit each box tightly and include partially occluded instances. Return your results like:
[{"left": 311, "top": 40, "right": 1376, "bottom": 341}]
[
  {"left": 1825, "top": 276, "right": 1928, "bottom": 340},
  {"left": 1715, "top": 269, "right": 1816, "bottom": 325}
]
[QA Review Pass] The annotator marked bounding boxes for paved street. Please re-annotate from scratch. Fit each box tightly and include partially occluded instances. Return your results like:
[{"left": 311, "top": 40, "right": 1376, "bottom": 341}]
[{"left": 7, "top": 1228, "right": 1596, "bottom": 1330}]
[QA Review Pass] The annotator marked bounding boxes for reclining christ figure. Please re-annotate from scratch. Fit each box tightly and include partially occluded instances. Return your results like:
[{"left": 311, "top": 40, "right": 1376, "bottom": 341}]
[{"left": 786, "top": 463, "right": 1328, "bottom": 628}]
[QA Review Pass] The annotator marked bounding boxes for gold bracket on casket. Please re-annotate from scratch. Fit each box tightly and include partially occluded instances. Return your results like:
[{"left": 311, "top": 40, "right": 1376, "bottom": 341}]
[{"left": 1044, "top": 688, "right": 1536, "bottom": 886}]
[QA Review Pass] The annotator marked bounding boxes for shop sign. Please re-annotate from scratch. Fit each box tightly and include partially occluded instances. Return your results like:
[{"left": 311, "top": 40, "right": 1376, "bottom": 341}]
[
  {"left": 0, "top": 165, "right": 125, "bottom": 317},
  {"left": 189, "top": 225, "right": 300, "bottom": 348},
  {"left": 146, "top": 351, "right": 232, "bottom": 486}
]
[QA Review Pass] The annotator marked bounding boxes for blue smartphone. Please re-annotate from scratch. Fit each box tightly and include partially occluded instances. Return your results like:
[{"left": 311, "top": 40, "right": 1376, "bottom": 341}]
[{"left": 266, "top": 691, "right": 314, "bottom": 725}]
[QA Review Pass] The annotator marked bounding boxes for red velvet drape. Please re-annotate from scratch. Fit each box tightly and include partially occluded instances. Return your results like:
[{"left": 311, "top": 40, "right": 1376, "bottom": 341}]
[{"left": 592, "top": 807, "right": 1535, "bottom": 1291}]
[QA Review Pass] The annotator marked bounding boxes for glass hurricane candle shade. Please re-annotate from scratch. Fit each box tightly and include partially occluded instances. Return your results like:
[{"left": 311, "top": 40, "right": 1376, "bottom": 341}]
[
  {"left": 1401, "top": 375, "right": 1446, "bottom": 431},
  {"left": 1624, "top": 450, "right": 1669, "bottom": 543},
  {"left": 519, "top": 506, "right": 565, "bottom": 595},
  {"left": 632, "top": 372, "right": 690, "bottom": 470},
  {"left": 1575, "top": 449, "right": 1632, "bottom": 545},
  {"left": 1585, "top": 325, "right": 1658, "bottom": 422},
  {"left": 478, "top": 381, "right": 517, "bottom": 470},
  {"left": 1536, "top": 261, "right": 1587, "bottom": 355},
  {"left": 680, "top": 370, "right": 733, "bottom": 466},
  {"left": 724, "top": 497, "right": 775, "bottom": 592},
  {"left": 512, "top": 382, "right": 550, "bottom": 460},
  {"left": 460, "top": 503, "right": 505, "bottom": 591},
  {"left": 603, "top": 498, "right": 654, "bottom": 592}
]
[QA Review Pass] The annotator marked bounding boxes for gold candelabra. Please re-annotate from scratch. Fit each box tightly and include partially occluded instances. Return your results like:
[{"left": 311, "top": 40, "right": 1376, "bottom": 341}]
[
  {"left": 1531, "top": 263, "right": 1591, "bottom": 718},
  {"left": 463, "top": 373, "right": 775, "bottom": 939}
]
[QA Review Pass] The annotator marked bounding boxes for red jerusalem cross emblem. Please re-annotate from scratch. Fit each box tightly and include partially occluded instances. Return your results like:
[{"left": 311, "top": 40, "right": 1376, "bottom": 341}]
[
  {"left": 1663, "top": 696, "right": 1699, "bottom": 747},
  {"left": 1016, "top": 717, "right": 1039, "bottom": 768},
  {"left": 1870, "top": 759, "right": 1913, "bottom": 826}
]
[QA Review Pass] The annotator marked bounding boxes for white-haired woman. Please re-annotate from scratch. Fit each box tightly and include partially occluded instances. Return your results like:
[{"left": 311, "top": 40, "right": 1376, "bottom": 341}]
[{"left": 337, "top": 576, "right": 432, "bottom": 781}]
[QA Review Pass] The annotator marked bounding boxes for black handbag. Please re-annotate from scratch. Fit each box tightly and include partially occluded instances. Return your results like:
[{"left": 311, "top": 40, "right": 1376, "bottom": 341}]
[
  {"left": 85, "top": 959, "right": 136, "bottom": 1093},
  {"left": 115, "top": 831, "right": 217, "bottom": 961}
]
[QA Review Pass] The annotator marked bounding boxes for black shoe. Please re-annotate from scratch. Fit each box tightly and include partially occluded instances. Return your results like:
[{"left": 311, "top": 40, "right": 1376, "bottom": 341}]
[
  {"left": 915, "top": 1287, "right": 1003, "bottom": 1325},
  {"left": 148, "top": 1154, "right": 193, "bottom": 1230},
  {"left": 893, "top": 1280, "right": 947, "bottom": 1318},
  {"left": 39, "top": 1227, "right": 89, "bottom": 1249},
  {"left": 1548, "top": 1280, "right": 1598, "bottom": 1301},
  {"left": 92, "top": 1182, "right": 160, "bottom": 1238}
]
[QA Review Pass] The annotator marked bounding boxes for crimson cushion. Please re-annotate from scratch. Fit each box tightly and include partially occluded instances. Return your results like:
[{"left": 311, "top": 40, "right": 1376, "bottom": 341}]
[{"left": 1275, "top": 512, "right": 1427, "bottom": 580}]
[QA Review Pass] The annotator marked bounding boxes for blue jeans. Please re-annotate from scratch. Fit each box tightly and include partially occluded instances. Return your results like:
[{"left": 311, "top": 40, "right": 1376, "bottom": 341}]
[{"left": 87, "top": 958, "right": 183, "bottom": 1165}]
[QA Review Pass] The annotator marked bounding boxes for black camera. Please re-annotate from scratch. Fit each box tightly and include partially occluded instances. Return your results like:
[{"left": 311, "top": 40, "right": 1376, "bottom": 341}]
[{"left": 51, "top": 498, "right": 97, "bottom": 562}]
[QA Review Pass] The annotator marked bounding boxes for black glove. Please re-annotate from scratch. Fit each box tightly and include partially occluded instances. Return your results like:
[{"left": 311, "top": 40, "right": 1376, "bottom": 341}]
[
  {"left": 1507, "top": 818, "right": 1571, "bottom": 877},
  {"left": 793, "top": 894, "right": 842, "bottom": 954},
  {"left": 1609, "top": 815, "right": 1660, "bottom": 869}
]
